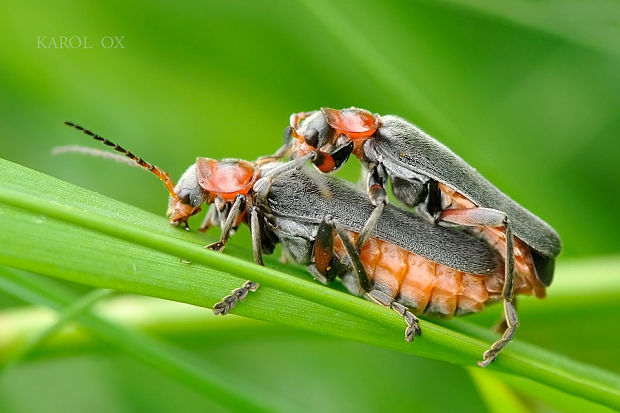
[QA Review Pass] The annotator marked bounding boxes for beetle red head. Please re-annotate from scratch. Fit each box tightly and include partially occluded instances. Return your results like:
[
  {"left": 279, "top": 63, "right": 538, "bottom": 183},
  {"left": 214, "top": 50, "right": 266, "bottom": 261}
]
[
  {"left": 196, "top": 158, "right": 260, "bottom": 202},
  {"left": 167, "top": 198, "right": 202, "bottom": 226}
]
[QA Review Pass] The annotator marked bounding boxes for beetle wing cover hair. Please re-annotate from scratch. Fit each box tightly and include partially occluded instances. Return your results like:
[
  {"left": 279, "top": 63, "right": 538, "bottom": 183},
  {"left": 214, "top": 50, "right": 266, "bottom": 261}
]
[
  {"left": 366, "top": 115, "right": 561, "bottom": 258},
  {"left": 267, "top": 167, "right": 499, "bottom": 275}
]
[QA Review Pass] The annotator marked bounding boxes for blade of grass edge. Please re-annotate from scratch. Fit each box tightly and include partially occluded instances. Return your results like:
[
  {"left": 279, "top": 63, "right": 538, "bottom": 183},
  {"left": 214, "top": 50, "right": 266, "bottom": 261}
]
[
  {"left": 468, "top": 367, "right": 529, "bottom": 413},
  {"left": 0, "top": 267, "right": 283, "bottom": 413},
  {"left": 1, "top": 293, "right": 617, "bottom": 413},
  {"left": 0, "top": 288, "right": 114, "bottom": 369}
]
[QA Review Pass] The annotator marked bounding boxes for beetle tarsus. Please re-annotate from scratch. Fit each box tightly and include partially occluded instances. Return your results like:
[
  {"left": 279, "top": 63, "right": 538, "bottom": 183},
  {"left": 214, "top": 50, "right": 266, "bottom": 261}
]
[
  {"left": 213, "top": 280, "right": 260, "bottom": 316},
  {"left": 366, "top": 290, "right": 422, "bottom": 342},
  {"left": 212, "top": 207, "right": 264, "bottom": 316},
  {"left": 392, "top": 301, "right": 422, "bottom": 341},
  {"left": 478, "top": 300, "right": 519, "bottom": 367}
]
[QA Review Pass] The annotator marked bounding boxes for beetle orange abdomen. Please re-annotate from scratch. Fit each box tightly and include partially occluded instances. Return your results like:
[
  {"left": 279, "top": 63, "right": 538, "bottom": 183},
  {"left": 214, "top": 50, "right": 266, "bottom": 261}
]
[
  {"left": 438, "top": 183, "right": 546, "bottom": 298},
  {"left": 334, "top": 231, "right": 545, "bottom": 318}
]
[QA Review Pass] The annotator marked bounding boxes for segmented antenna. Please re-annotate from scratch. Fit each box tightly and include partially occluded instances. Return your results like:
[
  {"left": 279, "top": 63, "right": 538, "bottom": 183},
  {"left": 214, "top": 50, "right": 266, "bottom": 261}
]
[
  {"left": 53, "top": 145, "right": 142, "bottom": 167},
  {"left": 63, "top": 121, "right": 180, "bottom": 200}
]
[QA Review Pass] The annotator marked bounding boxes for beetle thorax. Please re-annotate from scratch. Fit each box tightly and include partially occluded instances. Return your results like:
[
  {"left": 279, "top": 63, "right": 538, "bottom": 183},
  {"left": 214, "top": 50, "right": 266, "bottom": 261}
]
[{"left": 196, "top": 158, "right": 259, "bottom": 202}]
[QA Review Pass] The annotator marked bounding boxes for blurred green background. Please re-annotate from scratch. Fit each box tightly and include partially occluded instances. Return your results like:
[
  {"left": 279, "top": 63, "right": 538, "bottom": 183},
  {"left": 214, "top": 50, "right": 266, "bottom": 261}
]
[{"left": 1, "top": 0, "right": 619, "bottom": 412}]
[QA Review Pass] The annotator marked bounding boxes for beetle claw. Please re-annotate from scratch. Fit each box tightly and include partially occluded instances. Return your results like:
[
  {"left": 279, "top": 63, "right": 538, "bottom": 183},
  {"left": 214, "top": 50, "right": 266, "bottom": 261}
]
[
  {"left": 206, "top": 241, "right": 225, "bottom": 252},
  {"left": 477, "top": 354, "right": 496, "bottom": 368},
  {"left": 405, "top": 326, "right": 416, "bottom": 342}
]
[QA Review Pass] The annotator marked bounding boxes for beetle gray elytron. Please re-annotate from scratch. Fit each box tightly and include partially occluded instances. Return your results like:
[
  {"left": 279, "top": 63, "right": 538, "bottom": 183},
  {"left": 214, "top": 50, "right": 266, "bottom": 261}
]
[
  {"left": 63, "top": 121, "right": 553, "bottom": 367},
  {"left": 281, "top": 107, "right": 562, "bottom": 366}
]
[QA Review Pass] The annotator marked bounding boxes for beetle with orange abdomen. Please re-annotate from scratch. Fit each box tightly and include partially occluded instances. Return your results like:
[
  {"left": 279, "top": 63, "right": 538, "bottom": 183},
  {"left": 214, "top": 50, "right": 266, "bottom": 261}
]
[
  {"left": 63, "top": 121, "right": 551, "bottom": 367},
  {"left": 281, "top": 107, "right": 561, "bottom": 366}
]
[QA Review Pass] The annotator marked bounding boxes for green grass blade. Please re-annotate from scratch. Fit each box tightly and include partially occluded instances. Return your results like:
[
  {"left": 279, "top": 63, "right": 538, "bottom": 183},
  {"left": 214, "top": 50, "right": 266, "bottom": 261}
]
[
  {"left": 0, "top": 295, "right": 262, "bottom": 360},
  {"left": 1, "top": 292, "right": 616, "bottom": 413},
  {"left": 294, "top": 0, "right": 461, "bottom": 138},
  {"left": 0, "top": 267, "right": 280, "bottom": 413},
  {"left": 0, "top": 288, "right": 114, "bottom": 369},
  {"left": 435, "top": 0, "right": 620, "bottom": 58},
  {"left": 500, "top": 371, "right": 619, "bottom": 413},
  {"left": 0, "top": 158, "right": 619, "bottom": 409},
  {"left": 468, "top": 367, "right": 529, "bottom": 413}
]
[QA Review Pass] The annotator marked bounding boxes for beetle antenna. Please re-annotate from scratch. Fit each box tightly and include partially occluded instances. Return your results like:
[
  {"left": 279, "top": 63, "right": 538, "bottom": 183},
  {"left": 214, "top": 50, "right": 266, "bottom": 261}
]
[
  {"left": 53, "top": 145, "right": 143, "bottom": 168},
  {"left": 63, "top": 121, "right": 180, "bottom": 200}
]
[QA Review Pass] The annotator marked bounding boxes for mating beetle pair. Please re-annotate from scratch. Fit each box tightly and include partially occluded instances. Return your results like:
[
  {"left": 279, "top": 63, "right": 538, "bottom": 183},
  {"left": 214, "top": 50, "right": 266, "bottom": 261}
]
[
  {"left": 278, "top": 107, "right": 561, "bottom": 366},
  {"left": 63, "top": 110, "right": 561, "bottom": 367}
]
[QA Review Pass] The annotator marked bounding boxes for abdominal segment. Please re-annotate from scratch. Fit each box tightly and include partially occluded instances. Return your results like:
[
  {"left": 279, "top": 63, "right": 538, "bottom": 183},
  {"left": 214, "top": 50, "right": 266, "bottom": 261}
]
[
  {"left": 438, "top": 183, "right": 546, "bottom": 299},
  {"left": 333, "top": 231, "right": 545, "bottom": 318}
]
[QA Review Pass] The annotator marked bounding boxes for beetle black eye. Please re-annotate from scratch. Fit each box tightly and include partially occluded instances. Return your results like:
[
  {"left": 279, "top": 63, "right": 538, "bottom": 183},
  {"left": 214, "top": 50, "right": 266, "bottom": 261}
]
[
  {"left": 177, "top": 190, "right": 191, "bottom": 204},
  {"left": 283, "top": 126, "right": 294, "bottom": 144},
  {"left": 304, "top": 128, "right": 319, "bottom": 147}
]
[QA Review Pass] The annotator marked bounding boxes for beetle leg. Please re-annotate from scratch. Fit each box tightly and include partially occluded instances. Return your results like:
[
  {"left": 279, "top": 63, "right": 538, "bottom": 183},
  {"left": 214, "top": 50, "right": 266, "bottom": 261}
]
[
  {"left": 365, "top": 290, "right": 421, "bottom": 342},
  {"left": 262, "top": 152, "right": 316, "bottom": 178},
  {"left": 328, "top": 217, "right": 423, "bottom": 342},
  {"left": 212, "top": 206, "right": 262, "bottom": 316},
  {"left": 212, "top": 280, "right": 259, "bottom": 316},
  {"left": 214, "top": 196, "right": 230, "bottom": 228},
  {"left": 355, "top": 202, "right": 385, "bottom": 252},
  {"left": 492, "top": 296, "right": 517, "bottom": 334},
  {"left": 309, "top": 215, "right": 338, "bottom": 284},
  {"left": 327, "top": 141, "right": 354, "bottom": 171},
  {"left": 426, "top": 180, "right": 443, "bottom": 218},
  {"left": 438, "top": 207, "right": 517, "bottom": 367},
  {"left": 206, "top": 194, "right": 246, "bottom": 252},
  {"left": 391, "top": 176, "right": 428, "bottom": 210},
  {"left": 249, "top": 206, "right": 264, "bottom": 266},
  {"left": 417, "top": 179, "right": 441, "bottom": 223},
  {"left": 198, "top": 204, "right": 218, "bottom": 232},
  {"left": 478, "top": 300, "right": 518, "bottom": 367},
  {"left": 309, "top": 150, "right": 337, "bottom": 173},
  {"left": 355, "top": 163, "right": 388, "bottom": 251},
  {"left": 330, "top": 217, "right": 373, "bottom": 294}
]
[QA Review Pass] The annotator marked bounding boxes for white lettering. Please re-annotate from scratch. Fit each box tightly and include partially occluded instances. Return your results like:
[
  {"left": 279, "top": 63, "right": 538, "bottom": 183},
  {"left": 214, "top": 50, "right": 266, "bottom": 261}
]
[
  {"left": 37, "top": 36, "right": 47, "bottom": 48},
  {"left": 68, "top": 36, "right": 82, "bottom": 48},
  {"left": 101, "top": 36, "right": 114, "bottom": 48},
  {"left": 113, "top": 35, "right": 125, "bottom": 48}
]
